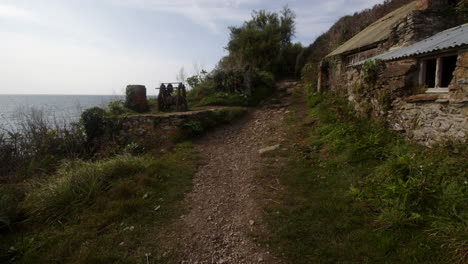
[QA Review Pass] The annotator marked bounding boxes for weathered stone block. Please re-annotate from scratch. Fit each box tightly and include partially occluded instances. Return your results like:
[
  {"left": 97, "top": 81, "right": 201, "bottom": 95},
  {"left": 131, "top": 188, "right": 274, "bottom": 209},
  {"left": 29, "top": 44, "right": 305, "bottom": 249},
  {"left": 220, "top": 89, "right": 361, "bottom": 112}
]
[{"left": 125, "top": 85, "right": 149, "bottom": 113}]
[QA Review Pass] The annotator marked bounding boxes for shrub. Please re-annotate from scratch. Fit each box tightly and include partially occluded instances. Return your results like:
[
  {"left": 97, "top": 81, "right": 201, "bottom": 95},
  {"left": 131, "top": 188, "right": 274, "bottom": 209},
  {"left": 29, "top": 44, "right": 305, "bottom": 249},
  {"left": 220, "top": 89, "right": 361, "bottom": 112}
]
[
  {"left": 196, "top": 93, "right": 247, "bottom": 107},
  {"left": 23, "top": 154, "right": 152, "bottom": 220},
  {"left": 360, "top": 59, "right": 383, "bottom": 84},
  {"left": 107, "top": 100, "right": 129, "bottom": 115},
  {"left": 147, "top": 97, "right": 158, "bottom": 112},
  {"left": 80, "top": 107, "right": 107, "bottom": 141},
  {"left": 187, "top": 79, "right": 217, "bottom": 106},
  {"left": 0, "top": 186, "right": 21, "bottom": 231},
  {"left": 0, "top": 109, "right": 87, "bottom": 182},
  {"left": 250, "top": 70, "right": 275, "bottom": 105},
  {"left": 176, "top": 107, "right": 247, "bottom": 140}
]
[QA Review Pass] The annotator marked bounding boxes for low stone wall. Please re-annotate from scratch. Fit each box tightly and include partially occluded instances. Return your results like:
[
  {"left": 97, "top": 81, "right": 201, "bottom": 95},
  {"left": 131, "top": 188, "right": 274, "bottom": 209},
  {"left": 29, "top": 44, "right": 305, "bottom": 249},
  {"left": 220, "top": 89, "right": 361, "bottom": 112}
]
[
  {"left": 116, "top": 110, "right": 213, "bottom": 147},
  {"left": 113, "top": 107, "right": 247, "bottom": 148}
]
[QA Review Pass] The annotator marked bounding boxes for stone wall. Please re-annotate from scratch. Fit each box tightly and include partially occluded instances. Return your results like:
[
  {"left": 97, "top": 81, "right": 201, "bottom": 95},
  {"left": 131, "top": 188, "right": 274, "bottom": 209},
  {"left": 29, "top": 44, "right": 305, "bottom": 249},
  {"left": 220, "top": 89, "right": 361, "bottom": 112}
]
[
  {"left": 321, "top": 50, "right": 467, "bottom": 145},
  {"left": 115, "top": 109, "right": 226, "bottom": 148},
  {"left": 387, "top": 50, "right": 468, "bottom": 145}
]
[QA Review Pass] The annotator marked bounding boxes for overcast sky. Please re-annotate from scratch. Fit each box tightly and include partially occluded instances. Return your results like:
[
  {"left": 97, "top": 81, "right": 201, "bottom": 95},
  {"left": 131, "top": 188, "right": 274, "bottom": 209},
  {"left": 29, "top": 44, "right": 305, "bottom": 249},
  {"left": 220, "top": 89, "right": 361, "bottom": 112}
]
[{"left": 0, "top": 0, "right": 383, "bottom": 95}]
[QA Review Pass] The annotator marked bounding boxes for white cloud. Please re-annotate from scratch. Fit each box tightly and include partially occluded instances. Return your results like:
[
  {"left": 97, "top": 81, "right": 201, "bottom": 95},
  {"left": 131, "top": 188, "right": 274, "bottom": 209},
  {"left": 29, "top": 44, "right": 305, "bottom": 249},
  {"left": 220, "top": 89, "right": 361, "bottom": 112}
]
[
  {"left": 111, "top": 0, "right": 254, "bottom": 33},
  {"left": 0, "top": 4, "right": 38, "bottom": 22}
]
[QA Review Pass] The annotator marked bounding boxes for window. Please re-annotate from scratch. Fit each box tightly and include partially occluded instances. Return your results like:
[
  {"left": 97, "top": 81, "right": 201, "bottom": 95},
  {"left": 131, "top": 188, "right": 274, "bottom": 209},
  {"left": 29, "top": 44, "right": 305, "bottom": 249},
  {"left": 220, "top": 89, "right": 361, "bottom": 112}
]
[{"left": 419, "top": 55, "right": 458, "bottom": 93}]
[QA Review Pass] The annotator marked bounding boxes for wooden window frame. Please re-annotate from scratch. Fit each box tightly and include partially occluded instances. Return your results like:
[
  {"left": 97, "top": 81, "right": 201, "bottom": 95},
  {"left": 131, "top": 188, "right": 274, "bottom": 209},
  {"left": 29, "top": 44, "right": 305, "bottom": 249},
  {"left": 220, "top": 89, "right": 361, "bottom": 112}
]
[{"left": 419, "top": 53, "right": 458, "bottom": 94}]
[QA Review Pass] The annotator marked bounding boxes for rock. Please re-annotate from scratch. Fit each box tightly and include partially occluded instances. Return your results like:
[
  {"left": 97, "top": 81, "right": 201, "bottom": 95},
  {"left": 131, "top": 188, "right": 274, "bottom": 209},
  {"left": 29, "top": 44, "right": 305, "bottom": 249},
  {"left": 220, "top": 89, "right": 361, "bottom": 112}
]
[
  {"left": 249, "top": 220, "right": 255, "bottom": 226},
  {"left": 258, "top": 144, "right": 280, "bottom": 154}
]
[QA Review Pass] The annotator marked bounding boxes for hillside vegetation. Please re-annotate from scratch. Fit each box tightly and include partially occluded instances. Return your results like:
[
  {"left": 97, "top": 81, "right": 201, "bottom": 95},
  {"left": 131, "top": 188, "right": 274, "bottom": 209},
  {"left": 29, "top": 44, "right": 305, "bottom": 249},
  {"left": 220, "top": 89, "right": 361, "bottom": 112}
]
[{"left": 258, "top": 89, "right": 467, "bottom": 264}]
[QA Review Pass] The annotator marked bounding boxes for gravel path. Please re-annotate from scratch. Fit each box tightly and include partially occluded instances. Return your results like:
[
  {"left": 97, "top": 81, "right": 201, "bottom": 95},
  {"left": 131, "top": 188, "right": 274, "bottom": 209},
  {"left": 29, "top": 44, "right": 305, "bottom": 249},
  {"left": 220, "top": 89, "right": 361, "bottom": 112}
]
[{"left": 177, "top": 81, "right": 299, "bottom": 264}]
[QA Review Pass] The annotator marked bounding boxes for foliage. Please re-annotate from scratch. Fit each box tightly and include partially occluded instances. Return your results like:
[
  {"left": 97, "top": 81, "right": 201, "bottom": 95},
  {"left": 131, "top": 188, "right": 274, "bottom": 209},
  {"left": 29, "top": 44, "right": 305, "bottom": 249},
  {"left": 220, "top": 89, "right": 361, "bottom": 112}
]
[
  {"left": 23, "top": 154, "right": 155, "bottom": 219},
  {"left": 308, "top": 92, "right": 467, "bottom": 262},
  {"left": 176, "top": 107, "right": 247, "bottom": 140},
  {"left": 1, "top": 143, "right": 199, "bottom": 263},
  {"left": 196, "top": 93, "right": 248, "bottom": 107},
  {"left": 301, "top": 62, "right": 318, "bottom": 93},
  {"left": 0, "top": 186, "right": 20, "bottom": 231},
  {"left": 147, "top": 97, "right": 159, "bottom": 113},
  {"left": 107, "top": 100, "right": 132, "bottom": 115},
  {"left": 187, "top": 68, "right": 274, "bottom": 107},
  {"left": 250, "top": 69, "right": 275, "bottom": 104},
  {"left": 456, "top": 0, "right": 468, "bottom": 20},
  {"left": 259, "top": 90, "right": 465, "bottom": 263},
  {"left": 360, "top": 59, "right": 383, "bottom": 84},
  {"left": 187, "top": 79, "right": 217, "bottom": 105},
  {"left": 226, "top": 6, "right": 298, "bottom": 76},
  {"left": 0, "top": 110, "right": 87, "bottom": 182},
  {"left": 80, "top": 107, "right": 107, "bottom": 142}
]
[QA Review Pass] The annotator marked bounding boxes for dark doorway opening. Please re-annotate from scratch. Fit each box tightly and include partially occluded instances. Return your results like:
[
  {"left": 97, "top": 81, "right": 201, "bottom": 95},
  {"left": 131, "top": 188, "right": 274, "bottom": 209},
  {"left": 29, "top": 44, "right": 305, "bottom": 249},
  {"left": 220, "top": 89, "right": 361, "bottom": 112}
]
[
  {"left": 425, "top": 59, "right": 436, "bottom": 87},
  {"left": 441, "top": 55, "right": 457, "bottom": 87}
]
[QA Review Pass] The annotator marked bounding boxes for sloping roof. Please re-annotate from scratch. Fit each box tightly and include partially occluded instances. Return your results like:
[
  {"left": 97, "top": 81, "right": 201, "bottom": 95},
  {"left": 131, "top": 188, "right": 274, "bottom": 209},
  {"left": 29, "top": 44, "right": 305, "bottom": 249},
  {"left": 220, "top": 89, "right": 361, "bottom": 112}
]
[
  {"left": 327, "top": 1, "right": 417, "bottom": 57},
  {"left": 363, "top": 23, "right": 468, "bottom": 62}
]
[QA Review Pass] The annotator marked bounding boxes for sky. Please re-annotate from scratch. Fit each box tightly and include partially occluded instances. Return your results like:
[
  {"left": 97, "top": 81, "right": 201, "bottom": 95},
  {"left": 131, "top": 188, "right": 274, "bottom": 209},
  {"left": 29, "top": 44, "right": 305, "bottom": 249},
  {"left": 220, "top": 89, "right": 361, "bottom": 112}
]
[{"left": 0, "top": 0, "right": 383, "bottom": 95}]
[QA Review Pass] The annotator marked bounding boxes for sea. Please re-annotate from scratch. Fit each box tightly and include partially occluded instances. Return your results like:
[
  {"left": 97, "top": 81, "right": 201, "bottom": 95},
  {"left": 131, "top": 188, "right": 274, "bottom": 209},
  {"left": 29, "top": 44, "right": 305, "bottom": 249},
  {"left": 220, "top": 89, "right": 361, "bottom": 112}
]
[{"left": 0, "top": 94, "right": 125, "bottom": 132}]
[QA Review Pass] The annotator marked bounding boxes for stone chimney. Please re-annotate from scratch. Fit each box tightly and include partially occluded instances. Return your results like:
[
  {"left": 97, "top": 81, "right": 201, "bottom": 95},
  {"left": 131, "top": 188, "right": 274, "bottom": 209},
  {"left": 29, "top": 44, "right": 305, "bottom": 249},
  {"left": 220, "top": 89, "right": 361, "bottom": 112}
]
[
  {"left": 416, "top": 0, "right": 456, "bottom": 10},
  {"left": 125, "top": 85, "right": 149, "bottom": 113},
  {"left": 416, "top": 0, "right": 431, "bottom": 10}
]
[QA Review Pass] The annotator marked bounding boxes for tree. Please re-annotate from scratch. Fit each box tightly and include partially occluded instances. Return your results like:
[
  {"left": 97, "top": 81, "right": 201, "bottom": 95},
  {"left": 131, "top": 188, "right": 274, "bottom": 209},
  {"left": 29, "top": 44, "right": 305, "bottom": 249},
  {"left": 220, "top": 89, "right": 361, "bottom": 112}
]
[{"left": 225, "top": 5, "right": 297, "bottom": 75}]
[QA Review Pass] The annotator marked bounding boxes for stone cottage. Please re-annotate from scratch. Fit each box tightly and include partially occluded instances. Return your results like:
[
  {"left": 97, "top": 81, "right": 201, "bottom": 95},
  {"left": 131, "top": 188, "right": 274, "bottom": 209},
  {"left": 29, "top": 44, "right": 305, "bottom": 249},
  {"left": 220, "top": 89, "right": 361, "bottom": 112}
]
[{"left": 318, "top": 0, "right": 467, "bottom": 145}]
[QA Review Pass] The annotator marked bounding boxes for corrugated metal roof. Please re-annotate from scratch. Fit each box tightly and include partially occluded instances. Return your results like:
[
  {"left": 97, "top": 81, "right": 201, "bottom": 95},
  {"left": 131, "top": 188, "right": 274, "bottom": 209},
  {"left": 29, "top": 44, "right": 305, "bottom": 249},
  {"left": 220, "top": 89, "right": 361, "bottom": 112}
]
[
  {"left": 327, "top": 1, "right": 417, "bottom": 57},
  {"left": 354, "top": 23, "right": 468, "bottom": 65}
]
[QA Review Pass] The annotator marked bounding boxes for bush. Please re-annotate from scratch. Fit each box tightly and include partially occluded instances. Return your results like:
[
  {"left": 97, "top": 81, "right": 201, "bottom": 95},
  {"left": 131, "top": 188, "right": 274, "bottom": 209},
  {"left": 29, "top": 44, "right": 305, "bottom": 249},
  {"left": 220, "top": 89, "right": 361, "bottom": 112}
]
[
  {"left": 250, "top": 70, "right": 275, "bottom": 104},
  {"left": 187, "top": 79, "right": 217, "bottom": 106},
  {"left": 23, "top": 154, "right": 152, "bottom": 220},
  {"left": 188, "top": 68, "right": 274, "bottom": 107},
  {"left": 176, "top": 107, "right": 247, "bottom": 140},
  {"left": 80, "top": 107, "right": 107, "bottom": 142},
  {"left": 0, "top": 109, "right": 87, "bottom": 182},
  {"left": 107, "top": 100, "right": 130, "bottom": 115},
  {"left": 360, "top": 59, "right": 383, "bottom": 84},
  {"left": 196, "top": 93, "right": 248, "bottom": 107},
  {"left": 0, "top": 186, "right": 21, "bottom": 231}
]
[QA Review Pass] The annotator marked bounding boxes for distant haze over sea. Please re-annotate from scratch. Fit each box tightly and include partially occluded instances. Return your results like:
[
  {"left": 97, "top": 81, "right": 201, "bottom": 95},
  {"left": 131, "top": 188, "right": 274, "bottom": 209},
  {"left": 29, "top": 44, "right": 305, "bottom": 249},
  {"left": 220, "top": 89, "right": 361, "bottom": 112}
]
[{"left": 0, "top": 94, "right": 125, "bottom": 132}]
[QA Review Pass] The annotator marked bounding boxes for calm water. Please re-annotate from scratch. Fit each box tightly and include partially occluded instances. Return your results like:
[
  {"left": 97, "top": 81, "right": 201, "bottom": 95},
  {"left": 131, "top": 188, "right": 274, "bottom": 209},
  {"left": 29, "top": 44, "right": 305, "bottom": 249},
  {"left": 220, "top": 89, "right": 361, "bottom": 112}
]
[{"left": 0, "top": 94, "right": 125, "bottom": 132}]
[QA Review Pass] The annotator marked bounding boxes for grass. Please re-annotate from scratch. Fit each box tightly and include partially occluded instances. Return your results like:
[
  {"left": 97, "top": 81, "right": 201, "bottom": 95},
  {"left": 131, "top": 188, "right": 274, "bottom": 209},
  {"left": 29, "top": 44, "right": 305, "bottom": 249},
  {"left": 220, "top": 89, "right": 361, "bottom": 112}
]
[
  {"left": 176, "top": 107, "right": 247, "bottom": 140},
  {"left": 0, "top": 105, "right": 248, "bottom": 263},
  {"left": 257, "top": 90, "right": 467, "bottom": 264},
  {"left": 193, "top": 92, "right": 248, "bottom": 107},
  {"left": 0, "top": 142, "right": 199, "bottom": 264}
]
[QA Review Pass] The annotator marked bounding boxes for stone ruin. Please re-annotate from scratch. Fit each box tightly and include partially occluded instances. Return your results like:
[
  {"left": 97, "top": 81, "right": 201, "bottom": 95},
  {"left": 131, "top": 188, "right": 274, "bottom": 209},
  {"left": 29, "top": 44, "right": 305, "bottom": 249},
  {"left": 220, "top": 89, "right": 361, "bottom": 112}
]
[{"left": 125, "top": 85, "right": 149, "bottom": 113}]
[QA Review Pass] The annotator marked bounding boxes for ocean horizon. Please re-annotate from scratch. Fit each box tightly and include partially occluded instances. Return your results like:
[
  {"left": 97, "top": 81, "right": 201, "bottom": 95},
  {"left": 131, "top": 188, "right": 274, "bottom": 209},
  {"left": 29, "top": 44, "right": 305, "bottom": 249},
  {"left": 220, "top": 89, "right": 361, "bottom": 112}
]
[{"left": 0, "top": 94, "right": 130, "bottom": 132}]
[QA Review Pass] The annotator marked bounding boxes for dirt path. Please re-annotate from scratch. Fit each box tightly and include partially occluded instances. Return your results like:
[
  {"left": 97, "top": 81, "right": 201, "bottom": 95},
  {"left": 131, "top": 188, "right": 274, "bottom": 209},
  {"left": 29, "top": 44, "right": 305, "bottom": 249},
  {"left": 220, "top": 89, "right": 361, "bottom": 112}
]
[{"left": 176, "top": 81, "right": 299, "bottom": 264}]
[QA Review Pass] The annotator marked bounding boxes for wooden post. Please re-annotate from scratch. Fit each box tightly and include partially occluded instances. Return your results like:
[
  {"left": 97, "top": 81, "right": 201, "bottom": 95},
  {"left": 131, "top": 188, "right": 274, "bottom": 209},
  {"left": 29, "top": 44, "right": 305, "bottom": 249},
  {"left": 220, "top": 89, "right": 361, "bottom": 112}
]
[
  {"left": 435, "top": 57, "right": 442, "bottom": 88},
  {"left": 419, "top": 60, "right": 427, "bottom": 85},
  {"left": 176, "top": 84, "right": 180, "bottom": 111}
]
